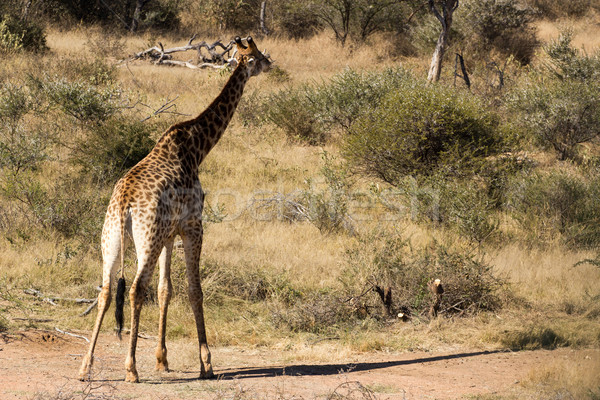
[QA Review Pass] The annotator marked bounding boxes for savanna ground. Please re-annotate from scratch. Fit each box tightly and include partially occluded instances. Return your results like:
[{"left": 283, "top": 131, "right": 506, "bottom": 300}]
[{"left": 2, "top": 3, "right": 600, "bottom": 400}]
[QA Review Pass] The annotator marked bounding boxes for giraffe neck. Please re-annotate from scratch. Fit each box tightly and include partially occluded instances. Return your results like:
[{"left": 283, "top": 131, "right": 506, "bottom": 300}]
[{"left": 155, "top": 62, "right": 251, "bottom": 174}]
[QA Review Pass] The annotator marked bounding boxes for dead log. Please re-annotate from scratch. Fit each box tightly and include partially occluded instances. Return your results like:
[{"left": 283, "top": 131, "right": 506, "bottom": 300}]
[{"left": 127, "top": 36, "right": 241, "bottom": 69}]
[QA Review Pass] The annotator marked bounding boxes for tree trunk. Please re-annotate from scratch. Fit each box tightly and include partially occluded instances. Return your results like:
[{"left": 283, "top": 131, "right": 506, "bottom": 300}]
[
  {"left": 427, "top": 0, "right": 459, "bottom": 83},
  {"left": 428, "top": 29, "right": 449, "bottom": 82},
  {"left": 131, "top": 0, "right": 150, "bottom": 33},
  {"left": 260, "top": 1, "right": 269, "bottom": 35},
  {"left": 21, "top": 0, "right": 33, "bottom": 23}
]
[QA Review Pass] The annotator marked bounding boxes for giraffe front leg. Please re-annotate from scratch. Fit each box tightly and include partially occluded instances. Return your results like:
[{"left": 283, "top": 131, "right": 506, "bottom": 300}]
[{"left": 182, "top": 229, "right": 214, "bottom": 379}]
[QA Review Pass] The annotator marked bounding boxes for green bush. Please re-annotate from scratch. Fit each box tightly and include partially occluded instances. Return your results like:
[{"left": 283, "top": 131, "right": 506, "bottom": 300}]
[
  {"left": 262, "top": 67, "right": 412, "bottom": 144},
  {"left": 36, "top": 77, "right": 121, "bottom": 123},
  {"left": 272, "top": 1, "right": 322, "bottom": 39},
  {"left": 507, "top": 169, "right": 600, "bottom": 248},
  {"left": 342, "top": 231, "right": 504, "bottom": 318},
  {"left": 0, "top": 83, "right": 53, "bottom": 174},
  {"left": 0, "top": 171, "right": 105, "bottom": 239},
  {"left": 460, "top": 0, "right": 538, "bottom": 64},
  {"left": 544, "top": 30, "right": 600, "bottom": 82},
  {"left": 526, "top": 0, "right": 593, "bottom": 19},
  {"left": 509, "top": 81, "right": 600, "bottom": 161},
  {"left": 263, "top": 85, "right": 328, "bottom": 145},
  {"left": 302, "top": 153, "right": 354, "bottom": 234},
  {"left": 0, "top": 14, "right": 47, "bottom": 53},
  {"left": 507, "top": 31, "right": 600, "bottom": 161},
  {"left": 344, "top": 80, "right": 503, "bottom": 184},
  {"left": 392, "top": 175, "right": 500, "bottom": 245},
  {"left": 71, "top": 117, "right": 157, "bottom": 184}
]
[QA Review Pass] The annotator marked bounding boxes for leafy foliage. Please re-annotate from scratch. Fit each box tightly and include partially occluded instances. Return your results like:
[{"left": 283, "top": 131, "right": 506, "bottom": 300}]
[
  {"left": 71, "top": 117, "right": 157, "bottom": 184},
  {"left": 507, "top": 169, "right": 600, "bottom": 248},
  {"left": 343, "top": 231, "right": 505, "bottom": 318},
  {"left": 344, "top": 79, "right": 503, "bottom": 184},
  {"left": 0, "top": 14, "right": 47, "bottom": 53},
  {"left": 509, "top": 32, "right": 600, "bottom": 161},
  {"left": 262, "top": 67, "right": 412, "bottom": 144},
  {"left": 460, "top": 0, "right": 538, "bottom": 64}
]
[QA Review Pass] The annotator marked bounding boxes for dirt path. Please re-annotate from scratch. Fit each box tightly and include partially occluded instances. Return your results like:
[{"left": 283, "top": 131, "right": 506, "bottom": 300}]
[{"left": 0, "top": 330, "right": 596, "bottom": 399}]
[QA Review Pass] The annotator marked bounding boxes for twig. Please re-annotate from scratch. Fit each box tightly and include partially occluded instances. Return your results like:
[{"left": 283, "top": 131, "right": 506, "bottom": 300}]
[
  {"left": 308, "top": 336, "right": 340, "bottom": 345},
  {"left": 117, "top": 328, "right": 156, "bottom": 340},
  {"left": 24, "top": 288, "right": 96, "bottom": 305},
  {"left": 80, "top": 298, "right": 98, "bottom": 316},
  {"left": 24, "top": 289, "right": 58, "bottom": 306},
  {"left": 139, "top": 96, "right": 190, "bottom": 122},
  {"left": 13, "top": 317, "right": 54, "bottom": 323},
  {"left": 55, "top": 327, "right": 90, "bottom": 343}
]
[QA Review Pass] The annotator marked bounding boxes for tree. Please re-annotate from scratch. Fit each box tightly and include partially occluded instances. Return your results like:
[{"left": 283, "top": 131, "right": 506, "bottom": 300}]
[
  {"left": 318, "top": 0, "right": 408, "bottom": 46},
  {"left": 427, "top": 0, "right": 459, "bottom": 83},
  {"left": 130, "top": 0, "right": 151, "bottom": 32},
  {"left": 319, "top": 0, "right": 354, "bottom": 46}
]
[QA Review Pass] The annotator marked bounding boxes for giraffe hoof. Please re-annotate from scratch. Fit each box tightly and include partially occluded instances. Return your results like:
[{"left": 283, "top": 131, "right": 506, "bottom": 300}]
[
  {"left": 125, "top": 371, "right": 140, "bottom": 383},
  {"left": 200, "top": 366, "right": 214, "bottom": 379},
  {"left": 155, "top": 362, "right": 170, "bottom": 372}
]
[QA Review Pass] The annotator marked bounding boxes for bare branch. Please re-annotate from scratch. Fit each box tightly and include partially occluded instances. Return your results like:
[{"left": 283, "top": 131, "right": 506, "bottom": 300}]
[
  {"left": 55, "top": 327, "right": 90, "bottom": 343},
  {"left": 126, "top": 36, "right": 244, "bottom": 70}
]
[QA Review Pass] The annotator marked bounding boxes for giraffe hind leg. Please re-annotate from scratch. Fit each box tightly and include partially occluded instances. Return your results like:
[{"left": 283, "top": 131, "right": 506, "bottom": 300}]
[
  {"left": 124, "top": 247, "right": 161, "bottom": 383},
  {"left": 78, "top": 223, "right": 122, "bottom": 381},
  {"left": 155, "top": 239, "right": 174, "bottom": 372}
]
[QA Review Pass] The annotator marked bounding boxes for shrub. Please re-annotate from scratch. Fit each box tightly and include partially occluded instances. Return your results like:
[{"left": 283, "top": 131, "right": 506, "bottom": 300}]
[
  {"left": 270, "top": 290, "right": 356, "bottom": 334},
  {"left": 59, "top": 57, "right": 117, "bottom": 86},
  {"left": 71, "top": 116, "right": 157, "bottom": 184},
  {"left": 262, "top": 67, "right": 412, "bottom": 144},
  {"left": 506, "top": 169, "right": 600, "bottom": 248},
  {"left": 0, "top": 14, "right": 47, "bottom": 53},
  {"left": 263, "top": 85, "right": 328, "bottom": 145},
  {"left": 460, "top": 0, "right": 538, "bottom": 64},
  {"left": 508, "top": 31, "right": 600, "bottom": 161},
  {"left": 36, "top": 77, "right": 122, "bottom": 123},
  {"left": 526, "top": 0, "right": 592, "bottom": 19},
  {"left": 344, "top": 80, "right": 503, "bottom": 184},
  {"left": 302, "top": 152, "right": 354, "bottom": 234},
  {"left": 0, "top": 83, "right": 53, "bottom": 174},
  {"left": 0, "top": 171, "right": 106, "bottom": 240},
  {"left": 544, "top": 29, "right": 600, "bottom": 83},
  {"left": 509, "top": 80, "right": 600, "bottom": 161},
  {"left": 342, "top": 231, "right": 504, "bottom": 318},
  {"left": 272, "top": 1, "right": 322, "bottom": 39}
]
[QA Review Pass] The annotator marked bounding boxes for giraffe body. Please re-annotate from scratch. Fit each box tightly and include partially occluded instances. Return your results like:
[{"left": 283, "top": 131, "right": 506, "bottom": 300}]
[{"left": 78, "top": 37, "right": 271, "bottom": 383}]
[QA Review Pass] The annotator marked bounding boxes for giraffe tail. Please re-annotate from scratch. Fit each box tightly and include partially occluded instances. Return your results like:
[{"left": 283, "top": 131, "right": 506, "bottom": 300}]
[
  {"left": 114, "top": 200, "right": 127, "bottom": 340},
  {"left": 115, "top": 276, "right": 126, "bottom": 340}
]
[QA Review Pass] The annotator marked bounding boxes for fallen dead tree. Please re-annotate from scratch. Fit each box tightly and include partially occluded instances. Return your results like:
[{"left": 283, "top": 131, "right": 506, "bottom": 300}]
[{"left": 126, "top": 35, "right": 244, "bottom": 70}]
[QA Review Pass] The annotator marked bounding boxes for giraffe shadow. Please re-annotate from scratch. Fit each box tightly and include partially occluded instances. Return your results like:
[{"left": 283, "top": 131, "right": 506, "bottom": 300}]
[{"left": 139, "top": 350, "right": 506, "bottom": 384}]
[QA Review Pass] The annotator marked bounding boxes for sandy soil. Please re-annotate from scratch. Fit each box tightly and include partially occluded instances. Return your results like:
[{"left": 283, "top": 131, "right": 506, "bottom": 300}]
[{"left": 1, "top": 330, "right": 597, "bottom": 399}]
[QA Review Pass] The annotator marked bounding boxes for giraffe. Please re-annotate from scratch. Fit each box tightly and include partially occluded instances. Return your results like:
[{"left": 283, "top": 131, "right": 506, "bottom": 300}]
[{"left": 78, "top": 36, "right": 271, "bottom": 383}]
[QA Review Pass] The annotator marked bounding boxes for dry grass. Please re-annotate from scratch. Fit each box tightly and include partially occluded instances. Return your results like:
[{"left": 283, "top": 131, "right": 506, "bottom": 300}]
[
  {"left": 535, "top": 11, "right": 600, "bottom": 50},
  {"left": 521, "top": 350, "right": 600, "bottom": 399},
  {"left": 1, "top": 22, "right": 599, "bottom": 370}
]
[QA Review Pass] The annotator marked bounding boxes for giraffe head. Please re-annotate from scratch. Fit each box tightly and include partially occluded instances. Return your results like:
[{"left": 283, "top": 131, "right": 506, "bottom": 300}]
[{"left": 234, "top": 36, "right": 272, "bottom": 77}]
